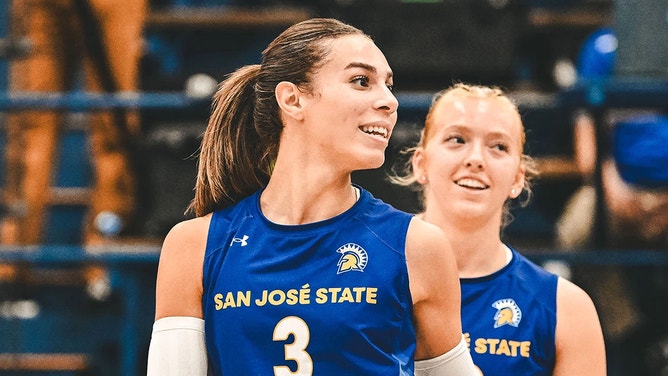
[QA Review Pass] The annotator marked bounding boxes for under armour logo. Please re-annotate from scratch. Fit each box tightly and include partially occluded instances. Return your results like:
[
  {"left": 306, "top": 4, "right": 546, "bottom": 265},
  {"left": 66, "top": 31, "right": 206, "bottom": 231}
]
[{"left": 230, "top": 235, "right": 249, "bottom": 247}]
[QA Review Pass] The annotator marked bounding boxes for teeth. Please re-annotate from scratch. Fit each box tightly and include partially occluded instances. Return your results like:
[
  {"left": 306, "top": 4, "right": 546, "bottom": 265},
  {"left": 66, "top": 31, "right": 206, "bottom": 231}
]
[
  {"left": 360, "top": 125, "right": 388, "bottom": 139},
  {"left": 457, "top": 178, "right": 488, "bottom": 189}
]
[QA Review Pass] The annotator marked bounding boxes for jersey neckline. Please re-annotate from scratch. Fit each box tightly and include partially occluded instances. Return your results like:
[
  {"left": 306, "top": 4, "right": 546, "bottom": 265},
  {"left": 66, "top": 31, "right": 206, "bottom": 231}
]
[{"left": 249, "top": 184, "right": 368, "bottom": 234}]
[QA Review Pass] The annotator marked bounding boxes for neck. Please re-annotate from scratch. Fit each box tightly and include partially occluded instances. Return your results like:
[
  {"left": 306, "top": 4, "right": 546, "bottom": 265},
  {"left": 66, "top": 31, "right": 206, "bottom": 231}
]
[
  {"left": 260, "top": 162, "right": 356, "bottom": 225},
  {"left": 422, "top": 210, "right": 508, "bottom": 278}
]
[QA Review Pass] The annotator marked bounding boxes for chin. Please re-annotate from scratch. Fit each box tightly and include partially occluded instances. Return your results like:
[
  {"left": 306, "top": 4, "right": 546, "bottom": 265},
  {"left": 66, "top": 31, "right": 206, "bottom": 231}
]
[
  {"left": 347, "top": 149, "right": 383, "bottom": 169},
  {"left": 363, "top": 155, "right": 386, "bottom": 170},
  {"left": 452, "top": 202, "right": 487, "bottom": 219}
]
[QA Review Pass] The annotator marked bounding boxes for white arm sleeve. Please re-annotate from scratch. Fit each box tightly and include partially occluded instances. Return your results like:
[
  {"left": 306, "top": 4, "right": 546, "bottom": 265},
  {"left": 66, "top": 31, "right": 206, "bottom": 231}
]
[
  {"left": 146, "top": 316, "right": 208, "bottom": 376},
  {"left": 414, "top": 335, "right": 477, "bottom": 376}
]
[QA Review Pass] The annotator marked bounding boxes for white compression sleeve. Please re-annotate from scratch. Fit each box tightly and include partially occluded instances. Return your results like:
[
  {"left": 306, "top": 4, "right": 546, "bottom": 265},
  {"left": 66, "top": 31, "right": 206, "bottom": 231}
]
[
  {"left": 414, "top": 335, "right": 477, "bottom": 376},
  {"left": 147, "top": 316, "right": 208, "bottom": 376}
]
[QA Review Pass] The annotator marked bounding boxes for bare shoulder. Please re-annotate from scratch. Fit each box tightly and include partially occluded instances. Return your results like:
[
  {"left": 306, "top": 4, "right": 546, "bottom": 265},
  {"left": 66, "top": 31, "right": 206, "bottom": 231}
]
[
  {"left": 553, "top": 277, "right": 606, "bottom": 375},
  {"left": 160, "top": 214, "right": 212, "bottom": 270},
  {"left": 557, "top": 277, "right": 594, "bottom": 306},
  {"left": 405, "top": 216, "right": 450, "bottom": 261},
  {"left": 404, "top": 217, "right": 455, "bottom": 294},
  {"left": 404, "top": 217, "right": 463, "bottom": 359},
  {"left": 154, "top": 214, "right": 212, "bottom": 320},
  {"left": 556, "top": 277, "right": 600, "bottom": 323},
  {"left": 163, "top": 214, "right": 212, "bottom": 251}
]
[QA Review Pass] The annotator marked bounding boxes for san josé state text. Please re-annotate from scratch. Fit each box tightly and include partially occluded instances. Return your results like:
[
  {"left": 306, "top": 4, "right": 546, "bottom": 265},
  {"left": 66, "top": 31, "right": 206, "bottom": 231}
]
[{"left": 213, "top": 284, "right": 378, "bottom": 310}]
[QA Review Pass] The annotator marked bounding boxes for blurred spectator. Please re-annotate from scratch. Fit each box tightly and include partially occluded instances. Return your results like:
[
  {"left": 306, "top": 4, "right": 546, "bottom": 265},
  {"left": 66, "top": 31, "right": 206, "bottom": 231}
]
[
  {"left": 555, "top": 27, "right": 668, "bottom": 375},
  {"left": 2, "top": 0, "right": 147, "bottom": 245}
]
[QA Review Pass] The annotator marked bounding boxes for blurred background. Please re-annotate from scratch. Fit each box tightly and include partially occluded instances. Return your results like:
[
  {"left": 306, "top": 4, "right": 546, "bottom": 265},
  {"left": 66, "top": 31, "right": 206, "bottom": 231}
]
[{"left": 0, "top": 0, "right": 667, "bottom": 374}]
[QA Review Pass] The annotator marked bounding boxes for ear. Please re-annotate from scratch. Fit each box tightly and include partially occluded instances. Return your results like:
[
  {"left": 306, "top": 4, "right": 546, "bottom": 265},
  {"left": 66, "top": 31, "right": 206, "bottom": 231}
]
[
  {"left": 411, "top": 147, "right": 428, "bottom": 185},
  {"left": 275, "top": 81, "right": 304, "bottom": 121},
  {"left": 510, "top": 163, "right": 526, "bottom": 199}
]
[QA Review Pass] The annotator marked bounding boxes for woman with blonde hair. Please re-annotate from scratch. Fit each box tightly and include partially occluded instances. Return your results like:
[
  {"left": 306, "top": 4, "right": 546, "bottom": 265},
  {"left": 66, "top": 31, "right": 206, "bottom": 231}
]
[{"left": 392, "top": 83, "right": 605, "bottom": 375}]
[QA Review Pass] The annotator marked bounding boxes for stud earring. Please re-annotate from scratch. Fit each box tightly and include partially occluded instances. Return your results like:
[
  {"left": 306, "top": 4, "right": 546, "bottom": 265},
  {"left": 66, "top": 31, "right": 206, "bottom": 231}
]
[{"left": 511, "top": 188, "right": 517, "bottom": 195}]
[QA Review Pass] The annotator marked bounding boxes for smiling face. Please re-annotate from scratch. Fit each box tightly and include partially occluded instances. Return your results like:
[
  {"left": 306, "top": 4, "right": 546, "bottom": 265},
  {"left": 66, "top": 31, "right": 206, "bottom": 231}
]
[
  {"left": 413, "top": 89, "right": 525, "bottom": 225},
  {"left": 297, "top": 34, "right": 398, "bottom": 171}
]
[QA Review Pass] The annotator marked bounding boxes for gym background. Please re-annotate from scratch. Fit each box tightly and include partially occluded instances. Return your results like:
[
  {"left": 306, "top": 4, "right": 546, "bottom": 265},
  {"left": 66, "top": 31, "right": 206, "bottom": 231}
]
[{"left": 0, "top": 0, "right": 667, "bottom": 375}]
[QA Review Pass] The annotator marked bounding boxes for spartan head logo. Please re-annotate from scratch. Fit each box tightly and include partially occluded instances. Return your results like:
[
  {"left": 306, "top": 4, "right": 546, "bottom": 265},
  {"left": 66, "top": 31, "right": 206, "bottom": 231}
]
[
  {"left": 336, "top": 243, "right": 368, "bottom": 274},
  {"left": 492, "top": 298, "right": 522, "bottom": 328}
]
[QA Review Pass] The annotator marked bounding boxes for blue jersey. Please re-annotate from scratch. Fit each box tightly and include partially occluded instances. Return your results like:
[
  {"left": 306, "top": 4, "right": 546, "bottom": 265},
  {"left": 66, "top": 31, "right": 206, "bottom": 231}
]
[
  {"left": 202, "top": 187, "right": 417, "bottom": 375},
  {"left": 461, "top": 247, "right": 558, "bottom": 375}
]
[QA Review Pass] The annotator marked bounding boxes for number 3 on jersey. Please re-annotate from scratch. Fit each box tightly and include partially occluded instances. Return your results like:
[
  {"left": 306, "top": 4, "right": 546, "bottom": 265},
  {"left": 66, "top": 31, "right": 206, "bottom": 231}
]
[{"left": 273, "top": 316, "right": 313, "bottom": 375}]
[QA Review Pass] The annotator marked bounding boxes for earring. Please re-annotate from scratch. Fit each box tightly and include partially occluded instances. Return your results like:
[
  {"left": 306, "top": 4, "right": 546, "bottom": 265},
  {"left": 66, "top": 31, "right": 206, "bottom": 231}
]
[
  {"left": 421, "top": 176, "right": 428, "bottom": 182},
  {"left": 511, "top": 188, "right": 517, "bottom": 195}
]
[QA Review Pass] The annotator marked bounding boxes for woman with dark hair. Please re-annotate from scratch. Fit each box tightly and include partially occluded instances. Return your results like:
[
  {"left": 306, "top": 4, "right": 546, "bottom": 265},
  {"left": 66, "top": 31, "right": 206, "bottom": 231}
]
[{"left": 147, "top": 18, "right": 474, "bottom": 375}]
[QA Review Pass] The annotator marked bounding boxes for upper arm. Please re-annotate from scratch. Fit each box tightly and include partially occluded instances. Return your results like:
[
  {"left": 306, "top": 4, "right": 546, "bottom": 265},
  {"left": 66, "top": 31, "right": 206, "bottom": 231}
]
[
  {"left": 154, "top": 215, "right": 211, "bottom": 321},
  {"left": 406, "top": 218, "right": 463, "bottom": 360},
  {"left": 553, "top": 278, "right": 606, "bottom": 376}
]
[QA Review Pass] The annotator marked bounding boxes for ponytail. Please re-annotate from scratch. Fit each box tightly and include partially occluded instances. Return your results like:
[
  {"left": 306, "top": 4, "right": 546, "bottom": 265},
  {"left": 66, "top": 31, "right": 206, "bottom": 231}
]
[{"left": 187, "top": 65, "right": 272, "bottom": 216}]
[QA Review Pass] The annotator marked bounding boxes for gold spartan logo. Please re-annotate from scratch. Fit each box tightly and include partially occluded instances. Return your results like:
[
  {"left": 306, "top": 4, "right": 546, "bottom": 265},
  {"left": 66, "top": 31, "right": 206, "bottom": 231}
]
[
  {"left": 336, "top": 243, "right": 368, "bottom": 274},
  {"left": 492, "top": 298, "right": 522, "bottom": 328}
]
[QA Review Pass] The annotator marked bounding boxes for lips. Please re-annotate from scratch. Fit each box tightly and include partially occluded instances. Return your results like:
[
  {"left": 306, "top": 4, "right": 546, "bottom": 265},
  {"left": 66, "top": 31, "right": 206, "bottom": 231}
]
[{"left": 455, "top": 178, "right": 489, "bottom": 190}]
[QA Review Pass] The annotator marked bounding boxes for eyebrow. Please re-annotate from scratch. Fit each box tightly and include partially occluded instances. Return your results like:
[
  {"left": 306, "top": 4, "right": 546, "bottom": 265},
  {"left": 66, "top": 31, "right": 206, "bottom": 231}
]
[{"left": 345, "top": 62, "right": 393, "bottom": 80}]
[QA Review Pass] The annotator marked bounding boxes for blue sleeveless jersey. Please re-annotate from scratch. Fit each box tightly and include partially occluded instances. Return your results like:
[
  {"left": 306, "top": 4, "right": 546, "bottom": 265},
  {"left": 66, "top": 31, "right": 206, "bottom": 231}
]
[
  {"left": 461, "top": 247, "right": 558, "bottom": 375},
  {"left": 202, "top": 187, "right": 417, "bottom": 375}
]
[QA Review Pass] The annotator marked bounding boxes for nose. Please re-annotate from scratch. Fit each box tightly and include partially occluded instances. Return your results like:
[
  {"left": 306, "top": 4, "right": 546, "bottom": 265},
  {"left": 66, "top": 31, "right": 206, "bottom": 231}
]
[
  {"left": 375, "top": 87, "right": 399, "bottom": 114},
  {"left": 464, "top": 143, "right": 484, "bottom": 170}
]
